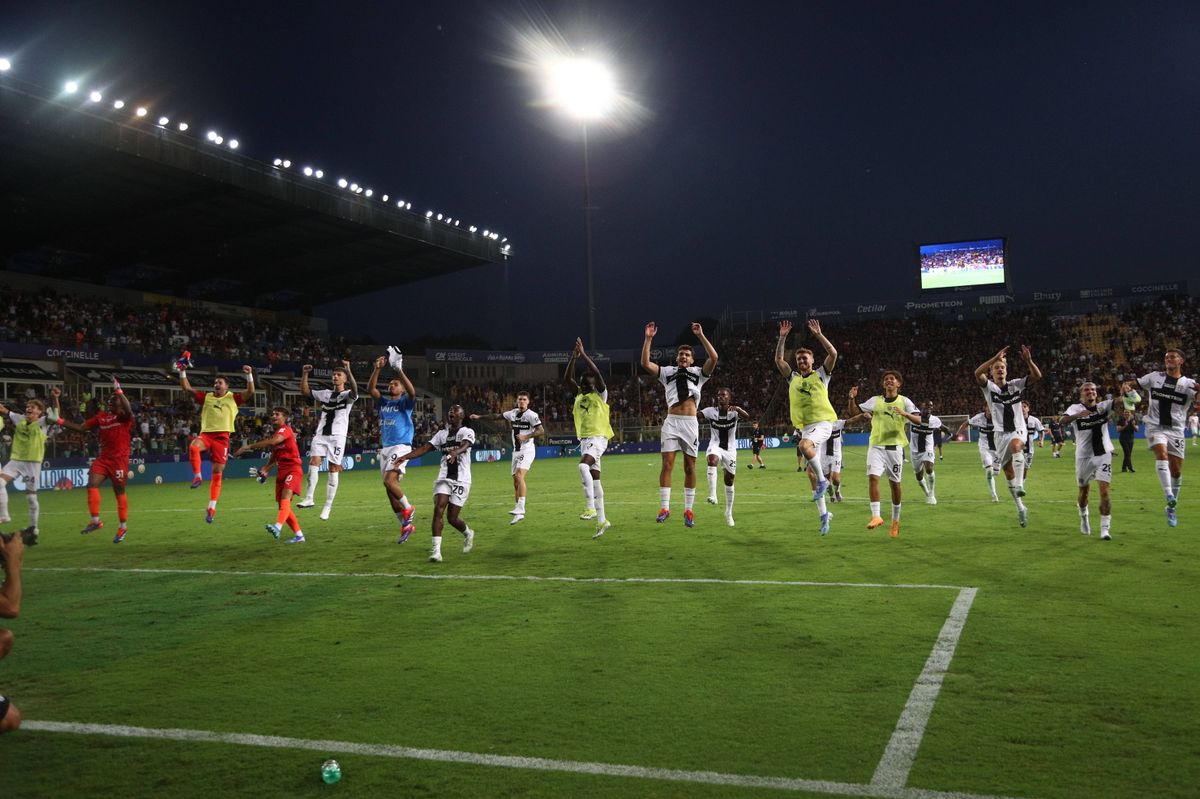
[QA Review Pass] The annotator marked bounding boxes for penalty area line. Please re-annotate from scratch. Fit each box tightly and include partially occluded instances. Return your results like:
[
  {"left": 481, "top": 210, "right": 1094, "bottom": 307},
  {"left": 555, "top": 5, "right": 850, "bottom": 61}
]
[
  {"left": 29, "top": 566, "right": 967, "bottom": 591},
  {"left": 21, "top": 720, "right": 1031, "bottom": 799}
]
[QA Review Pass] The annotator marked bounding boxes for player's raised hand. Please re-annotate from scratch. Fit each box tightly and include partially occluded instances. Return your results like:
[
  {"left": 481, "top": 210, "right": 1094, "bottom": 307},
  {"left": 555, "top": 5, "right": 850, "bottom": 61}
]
[
  {"left": 691, "top": 322, "right": 704, "bottom": 337},
  {"left": 779, "top": 320, "right": 793, "bottom": 337},
  {"left": 242, "top": 365, "right": 253, "bottom": 374},
  {"left": 51, "top": 386, "right": 61, "bottom": 398},
  {"left": 468, "top": 413, "right": 481, "bottom": 421},
  {"left": 1020, "top": 345, "right": 1032, "bottom": 362},
  {"left": 644, "top": 322, "right": 657, "bottom": 338},
  {"left": 992, "top": 346, "right": 1010, "bottom": 362},
  {"left": 574, "top": 337, "right": 585, "bottom": 356},
  {"left": 375, "top": 356, "right": 386, "bottom": 369},
  {"left": 848, "top": 385, "right": 859, "bottom": 399},
  {"left": 341, "top": 359, "right": 352, "bottom": 372},
  {"left": 302, "top": 364, "right": 313, "bottom": 374},
  {"left": 807, "top": 318, "right": 822, "bottom": 336}
]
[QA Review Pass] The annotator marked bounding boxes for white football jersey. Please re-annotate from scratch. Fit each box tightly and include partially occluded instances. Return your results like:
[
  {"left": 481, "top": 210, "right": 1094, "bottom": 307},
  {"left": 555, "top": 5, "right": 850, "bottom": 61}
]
[
  {"left": 1137, "top": 372, "right": 1198, "bottom": 432},
  {"left": 982, "top": 377, "right": 1029, "bottom": 435},
  {"left": 701, "top": 406, "right": 739, "bottom": 451},
  {"left": 1065, "top": 399, "right": 1114, "bottom": 458},
  {"left": 659, "top": 365, "right": 709, "bottom": 407},
  {"left": 502, "top": 408, "right": 542, "bottom": 450},
  {"left": 968, "top": 412, "right": 998, "bottom": 451},
  {"left": 908, "top": 413, "right": 943, "bottom": 455},
  {"left": 429, "top": 425, "right": 476, "bottom": 483},
  {"left": 310, "top": 388, "right": 358, "bottom": 439},
  {"left": 1025, "top": 415, "right": 1044, "bottom": 448},
  {"left": 823, "top": 418, "right": 847, "bottom": 458}
]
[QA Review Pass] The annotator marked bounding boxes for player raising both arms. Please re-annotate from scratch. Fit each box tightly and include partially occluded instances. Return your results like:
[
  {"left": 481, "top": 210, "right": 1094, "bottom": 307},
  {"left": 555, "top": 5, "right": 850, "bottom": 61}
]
[
  {"left": 54, "top": 382, "right": 134, "bottom": 543},
  {"left": 234, "top": 407, "right": 306, "bottom": 544},
  {"left": 642, "top": 322, "right": 719, "bottom": 527},
  {"left": 470, "top": 391, "right": 544, "bottom": 526},
  {"left": 394, "top": 405, "right": 476, "bottom": 563},
  {"left": 566, "top": 338, "right": 614, "bottom": 539},
  {"left": 0, "top": 392, "right": 56, "bottom": 543},
  {"left": 1137, "top": 349, "right": 1197, "bottom": 527},
  {"left": 181, "top": 364, "right": 255, "bottom": 523},
  {"left": 370, "top": 350, "right": 417, "bottom": 543},
  {"left": 974, "top": 346, "right": 1042, "bottom": 527},
  {"left": 298, "top": 361, "right": 359, "bottom": 520},
  {"left": 701, "top": 388, "right": 750, "bottom": 527},
  {"left": 774, "top": 319, "right": 839, "bottom": 534},
  {"left": 848, "top": 373, "right": 922, "bottom": 538},
  {"left": 1059, "top": 383, "right": 1117, "bottom": 540}
]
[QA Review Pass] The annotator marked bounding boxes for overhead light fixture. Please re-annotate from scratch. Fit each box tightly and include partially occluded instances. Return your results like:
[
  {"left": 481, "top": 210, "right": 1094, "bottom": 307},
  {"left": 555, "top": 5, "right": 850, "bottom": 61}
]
[
  {"left": 338, "top": 178, "right": 348, "bottom": 188},
  {"left": 0, "top": 58, "right": 12, "bottom": 72},
  {"left": 113, "top": 100, "right": 125, "bottom": 109},
  {"left": 157, "top": 116, "right": 169, "bottom": 126},
  {"left": 302, "top": 166, "right": 313, "bottom": 176},
  {"left": 314, "top": 170, "right": 324, "bottom": 179},
  {"left": 178, "top": 122, "right": 189, "bottom": 132},
  {"left": 64, "top": 80, "right": 79, "bottom": 94},
  {"left": 135, "top": 107, "right": 147, "bottom": 117},
  {"left": 227, "top": 139, "right": 239, "bottom": 150},
  {"left": 89, "top": 91, "right": 103, "bottom": 103}
]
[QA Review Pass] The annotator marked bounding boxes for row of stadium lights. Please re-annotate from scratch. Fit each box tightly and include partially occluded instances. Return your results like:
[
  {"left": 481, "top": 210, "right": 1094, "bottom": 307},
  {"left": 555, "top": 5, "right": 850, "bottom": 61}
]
[
  {"left": 0, "top": 59, "right": 511, "bottom": 253},
  {"left": 271, "top": 158, "right": 508, "bottom": 246}
]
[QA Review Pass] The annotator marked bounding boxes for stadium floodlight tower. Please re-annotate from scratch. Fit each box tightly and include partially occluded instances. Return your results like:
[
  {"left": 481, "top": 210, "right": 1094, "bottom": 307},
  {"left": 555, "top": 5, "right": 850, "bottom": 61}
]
[{"left": 545, "top": 56, "right": 617, "bottom": 350}]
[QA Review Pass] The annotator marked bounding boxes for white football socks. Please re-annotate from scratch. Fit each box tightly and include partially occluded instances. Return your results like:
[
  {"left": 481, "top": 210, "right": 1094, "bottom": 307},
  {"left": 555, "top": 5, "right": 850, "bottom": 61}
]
[
  {"left": 579, "top": 463, "right": 595, "bottom": 508},
  {"left": 1156, "top": 460, "right": 1173, "bottom": 498}
]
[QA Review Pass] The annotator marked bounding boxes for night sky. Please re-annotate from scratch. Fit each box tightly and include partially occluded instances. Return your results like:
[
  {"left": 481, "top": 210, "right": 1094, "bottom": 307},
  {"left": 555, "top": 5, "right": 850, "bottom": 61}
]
[{"left": 4, "top": 2, "right": 1198, "bottom": 349}]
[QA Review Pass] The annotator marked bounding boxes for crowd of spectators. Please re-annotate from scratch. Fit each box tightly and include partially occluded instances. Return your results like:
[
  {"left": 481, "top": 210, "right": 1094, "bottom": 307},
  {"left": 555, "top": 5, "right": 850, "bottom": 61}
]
[{"left": 0, "top": 285, "right": 346, "bottom": 365}]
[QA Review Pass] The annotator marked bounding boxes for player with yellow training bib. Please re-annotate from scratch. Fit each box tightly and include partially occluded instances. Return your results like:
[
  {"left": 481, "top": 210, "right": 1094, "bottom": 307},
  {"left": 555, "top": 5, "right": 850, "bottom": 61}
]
[{"left": 846, "top": 372, "right": 923, "bottom": 539}]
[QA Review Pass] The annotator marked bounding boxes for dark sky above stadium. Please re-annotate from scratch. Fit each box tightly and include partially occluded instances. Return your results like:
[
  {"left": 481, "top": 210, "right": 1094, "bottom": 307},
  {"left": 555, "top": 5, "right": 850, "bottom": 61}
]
[{"left": 4, "top": 2, "right": 1198, "bottom": 350}]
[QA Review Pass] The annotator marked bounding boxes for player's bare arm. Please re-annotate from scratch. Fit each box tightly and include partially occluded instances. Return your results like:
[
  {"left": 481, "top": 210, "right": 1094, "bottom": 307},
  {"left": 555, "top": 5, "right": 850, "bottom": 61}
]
[
  {"left": 300, "top": 364, "right": 313, "bottom": 398},
  {"left": 233, "top": 431, "right": 285, "bottom": 457},
  {"left": 808, "top": 319, "right": 838, "bottom": 372},
  {"left": 395, "top": 442, "right": 434, "bottom": 465},
  {"left": 368, "top": 357, "right": 385, "bottom": 399},
  {"left": 236, "top": 365, "right": 255, "bottom": 403},
  {"left": 846, "top": 384, "right": 862, "bottom": 416},
  {"left": 579, "top": 344, "right": 607, "bottom": 393},
  {"left": 693, "top": 322, "right": 719, "bottom": 376},
  {"left": 774, "top": 320, "right": 793, "bottom": 378},
  {"left": 179, "top": 368, "right": 194, "bottom": 393},
  {"left": 974, "top": 347, "right": 1009, "bottom": 386},
  {"left": 1020, "top": 346, "right": 1042, "bottom": 383},
  {"left": 468, "top": 412, "right": 502, "bottom": 421},
  {"left": 342, "top": 360, "right": 358, "bottom": 395},
  {"left": 640, "top": 322, "right": 661, "bottom": 378},
  {"left": 564, "top": 339, "right": 582, "bottom": 389},
  {"left": 731, "top": 405, "right": 751, "bottom": 420}
]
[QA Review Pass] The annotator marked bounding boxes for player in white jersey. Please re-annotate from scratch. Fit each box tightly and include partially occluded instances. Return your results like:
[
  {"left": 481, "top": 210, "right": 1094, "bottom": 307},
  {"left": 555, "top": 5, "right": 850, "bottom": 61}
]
[
  {"left": 822, "top": 418, "right": 848, "bottom": 503},
  {"left": 297, "top": 361, "right": 359, "bottom": 519},
  {"left": 394, "top": 405, "right": 476, "bottom": 562},
  {"left": 1021, "top": 402, "right": 1044, "bottom": 480},
  {"left": 1189, "top": 412, "right": 1199, "bottom": 446},
  {"left": 957, "top": 409, "right": 1001, "bottom": 502},
  {"left": 470, "top": 391, "right": 544, "bottom": 525},
  {"left": 1137, "top": 349, "right": 1198, "bottom": 526},
  {"left": 641, "top": 321, "right": 718, "bottom": 528},
  {"left": 1059, "top": 382, "right": 1117, "bottom": 540},
  {"left": 975, "top": 345, "right": 1042, "bottom": 527},
  {"left": 701, "top": 388, "right": 750, "bottom": 527},
  {"left": 908, "top": 402, "right": 948, "bottom": 505}
]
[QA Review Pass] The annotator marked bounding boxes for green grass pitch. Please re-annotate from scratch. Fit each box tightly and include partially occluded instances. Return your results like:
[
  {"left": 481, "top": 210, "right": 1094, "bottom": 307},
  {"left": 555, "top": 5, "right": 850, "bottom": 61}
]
[
  {"left": 920, "top": 268, "right": 1005, "bottom": 290},
  {"left": 2, "top": 443, "right": 1198, "bottom": 798}
]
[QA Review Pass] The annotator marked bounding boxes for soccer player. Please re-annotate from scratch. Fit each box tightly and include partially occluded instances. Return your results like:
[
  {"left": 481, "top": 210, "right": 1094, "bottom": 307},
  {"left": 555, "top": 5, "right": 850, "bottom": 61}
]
[
  {"left": 774, "top": 318, "right": 839, "bottom": 534},
  {"left": 1189, "top": 411, "right": 1199, "bottom": 447},
  {"left": 958, "top": 408, "right": 1001, "bottom": 502},
  {"left": 1021, "top": 401, "right": 1045, "bottom": 481},
  {"left": 370, "top": 351, "right": 417, "bottom": 543},
  {"left": 234, "top": 407, "right": 306, "bottom": 544},
  {"left": 297, "top": 361, "right": 359, "bottom": 520},
  {"left": 566, "top": 338, "right": 614, "bottom": 538},
  {"left": 54, "top": 382, "right": 134, "bottom": 543},
  {"left": 471, "top": 392, "right": 544, "bottom": 526},
  {"left": 908, "top": 401, "right": 947, "bottom": 505},
  {"left": 701, "top": 388, "right": 750, "bottom": 526},
  {"left": 750, "top": 422, "right": 766, "bottom": 469},
  {"left": 821, "top": 418, "right": 848, "bottom": 504},
  {"left": 974, "top": 346, "right": 1042, "bottom": 527},
  {"left": 847, "top": 374, "right": 921, "bottom": 538},
  {"left": 181, "top": 364, "right": 256, "bottom": 523},
  {"left": 1047, "top": 415, "right": 1066, "bottom": 458},
  {"left": 642, "top": 321, "right": 719, "bottom": 527},
  {"left": 394, "top": 405, "right": 476, "bottom": 563},
  {"left": 1137, "top": 349, "right": 1198, "bottom": 527},
  {"left": 0, "top": 392, "right": 55, "bottom": 542},
  {"left": 1059, "top": 383, "right": 1117, "bottom": 540}
]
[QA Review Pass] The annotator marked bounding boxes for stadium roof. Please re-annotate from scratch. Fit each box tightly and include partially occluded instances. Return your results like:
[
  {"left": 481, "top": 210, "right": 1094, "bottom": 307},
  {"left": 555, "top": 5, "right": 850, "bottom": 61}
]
[{"left": 0, "top": 83, "right": 507, "bottom": 311}]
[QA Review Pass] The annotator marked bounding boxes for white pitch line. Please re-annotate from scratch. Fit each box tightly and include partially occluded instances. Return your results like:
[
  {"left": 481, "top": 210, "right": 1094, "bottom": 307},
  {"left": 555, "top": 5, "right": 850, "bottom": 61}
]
[
  {"left": 29, "top": 566, "right": 967, "bottom": 591},
  {"left": 871, "top": 587, "right": 979, "bottom": 789},
  {"left": 21, "top": 720, "right": 1032, "bottom": 799}
]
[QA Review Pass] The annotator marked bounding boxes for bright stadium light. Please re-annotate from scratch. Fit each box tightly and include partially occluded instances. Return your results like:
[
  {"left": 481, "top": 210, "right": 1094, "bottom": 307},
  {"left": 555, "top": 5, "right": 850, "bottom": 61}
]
[
  {"left": 437, "top": 213, "right": 444, "bottom": 221},
  {"left": 281, "top": 159, "right": 291, "bottom": 168},
  {"left": 426, "top": 210, "right": 434, "bottom": 218},
  {"left": 273, "top": 158, "right": 283, "bottom": 166},
  {"left": 406, "top": 202, "right": 412, "bottom": 209},
  {"left": 314, "top": 170, "right": 324, "bottom": 179},
  {"left": 355, "top": 186, "right": 363, "bottom": 194},
  {"left": 0, "top": 58, "right": 11, "bottom": 72},
  {"left": 178, "top": 122, "right": 189, "bottom": 131},
  {"left": 207, "top": 131, "right": 218, "bottom": 141},
  {"left": 337, "top": 178, "right": 348, "bottom": 188},
  {"left": 546, "top": 58, "right": 616, "bottom": 121},
  {"left": 482, "top": 229, "right": 489, "bottom": 237},
  {"left": 113, "top": 99, "right": 125, "bottom": 109},
  {"left": 214, "top": 135, "right": 224, "bottom": 145},
  {"left": 364, "top": 188, "right": 373, "bottom": 197},
  {"left": 64, "top": 80, "right": 79, "bottom": 94},
  {"left": 302, "top": 166, "right": 313, "bottom": 176},
  {"left": 381, "top": 194, "right": 388, "bottom": 202},
  {"left": 227, "top": 139, "right": 239, "bottom": 150},
  {"left": 88, "top": 91, "right": 103, "bottom": 103},
  {"left": 157, "top": 116, "right": 169, "bottom": 126},
  {"left": 349, "top": 182, "right": 358, "bottom": 191},
  {"left": 135, "top": 106, "right": 147, "bottom": 117},
  {"left": 469, "top": 225, "right": 477, "bottom": 233}
]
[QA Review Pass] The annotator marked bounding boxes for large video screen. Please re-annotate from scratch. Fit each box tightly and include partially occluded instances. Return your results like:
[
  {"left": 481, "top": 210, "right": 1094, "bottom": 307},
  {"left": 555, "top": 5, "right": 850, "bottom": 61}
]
[{"left": 918, "top": 238, "right": 1007, "bottom": 291}]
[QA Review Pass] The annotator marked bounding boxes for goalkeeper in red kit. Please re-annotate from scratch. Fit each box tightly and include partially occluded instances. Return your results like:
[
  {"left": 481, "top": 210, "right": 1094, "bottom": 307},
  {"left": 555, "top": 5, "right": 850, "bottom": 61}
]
[{"left": 53, "top": 381, "right": 136, "bottom": 543}]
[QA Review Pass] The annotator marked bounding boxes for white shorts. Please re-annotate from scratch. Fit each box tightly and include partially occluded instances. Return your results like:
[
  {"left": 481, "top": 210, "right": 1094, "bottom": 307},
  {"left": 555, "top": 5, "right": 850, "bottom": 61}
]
[
  {"left": 798, "top": 421, "right": 833, "bottom": 449},
  {"left": 1146, "top": 426, "right": 1186, "bottom": 459},
  {"left": 1076, "top": 454, "right": 1113, "bottom": 487},
  {"left": 579, "top": 436, "right": 609, "bottom": 471},
  {"left": 434, "top": 479, "right": 471, "bottom": 507},
  {"left": 912, "top": 450, "right": 935, "bottom": 471},
  {"left": 0, "top": 460, "right": 41, "bottom": 489},
  {"left": 706, "top": 444, "right": 737, "bottom": 475},
  {"left": 822, "top": 441, "right": 843, "bottom": 476},
  {"left": 309, "top": 434, "right": 346, "bottom": 462},
  {"left": 661, "top": 415, "right": 700, "bottom": 457},
  {"left": 512, "top": 445, "right": 536, "bottom": 475},
  {"left": 866, "top": 447, "right": 905, "bottom": 483},
  {"left": 380, "top": 444, "right": 412, "bottom": 476},
  {"left": 977, "top": 442, "right": 998, "bottom": 470},
  {"left": 994, "top": 432, "right": 1024, "bottom": 468}
]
